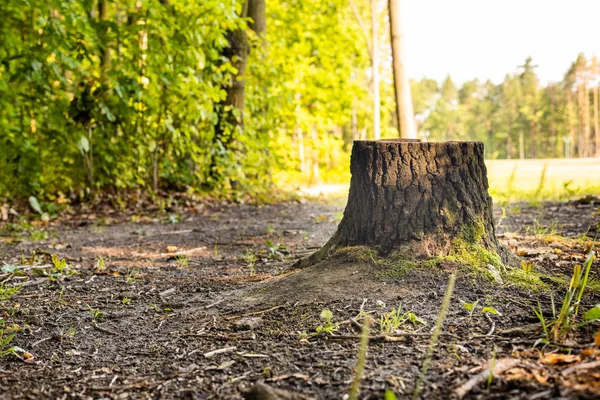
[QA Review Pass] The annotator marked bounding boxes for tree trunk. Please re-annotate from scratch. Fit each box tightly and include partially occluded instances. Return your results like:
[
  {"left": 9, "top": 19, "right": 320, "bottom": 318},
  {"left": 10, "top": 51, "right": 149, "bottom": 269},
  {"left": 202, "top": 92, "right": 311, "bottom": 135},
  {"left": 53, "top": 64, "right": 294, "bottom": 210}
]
[
  {"left": 529, "top": 119, "right": 535, "bottom": 159},
  {"left": 299, "top": 139, "right": 515, "bottom": 267},
  {"left": 208, "top": 0, "right": 265, "bottom": 185},
  {"left": 388, "top": 0, "right": 417, "bottom": 139},
  {"left": 595, "top": 83, "right": 599, "bottom": 157},
  {"left": 371, "top": 0, "right": 381, "bottom": 140}
]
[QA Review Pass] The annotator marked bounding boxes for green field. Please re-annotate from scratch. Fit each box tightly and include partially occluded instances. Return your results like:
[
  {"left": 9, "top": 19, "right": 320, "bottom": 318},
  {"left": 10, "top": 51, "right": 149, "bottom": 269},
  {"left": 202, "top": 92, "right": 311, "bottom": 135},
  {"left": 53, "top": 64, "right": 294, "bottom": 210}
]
[
  {"left": 301, "top": 158, "right": 600, "bottom": 202},
  {"left": 486, "top": 158, "right": 600, "bottom": 201}
]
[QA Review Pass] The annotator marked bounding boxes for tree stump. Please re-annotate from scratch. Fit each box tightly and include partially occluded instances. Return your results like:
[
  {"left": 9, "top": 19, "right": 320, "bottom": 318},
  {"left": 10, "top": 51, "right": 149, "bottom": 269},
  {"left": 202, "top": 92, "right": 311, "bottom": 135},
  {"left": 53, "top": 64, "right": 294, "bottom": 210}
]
[{"left": 300, "top": 139, "right": 516, "bottom": 268}]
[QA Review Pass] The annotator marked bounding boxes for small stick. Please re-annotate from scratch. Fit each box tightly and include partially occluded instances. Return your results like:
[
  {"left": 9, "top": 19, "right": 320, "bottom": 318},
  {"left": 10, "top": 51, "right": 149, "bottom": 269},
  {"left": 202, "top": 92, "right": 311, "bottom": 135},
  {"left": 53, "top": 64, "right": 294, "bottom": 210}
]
[
  {"left": 455, "top": 358, "right": 520, "bottom": 398},
  {"left": 93, "top": 323, "right": 118, "bottom": 336},
  {"left": 225, "top": 305, "right": 284, "bottom": 320},
  {"left": 204, "top": 346, "right": 236, "bottom": 358}
]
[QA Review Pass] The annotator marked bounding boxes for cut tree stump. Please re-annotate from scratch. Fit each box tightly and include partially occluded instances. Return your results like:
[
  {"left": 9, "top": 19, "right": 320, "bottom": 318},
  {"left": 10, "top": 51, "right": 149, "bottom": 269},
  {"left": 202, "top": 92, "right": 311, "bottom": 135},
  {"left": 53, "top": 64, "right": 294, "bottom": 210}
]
[{"left": 299, "top": 139, "right": 516, "bottom": 268}]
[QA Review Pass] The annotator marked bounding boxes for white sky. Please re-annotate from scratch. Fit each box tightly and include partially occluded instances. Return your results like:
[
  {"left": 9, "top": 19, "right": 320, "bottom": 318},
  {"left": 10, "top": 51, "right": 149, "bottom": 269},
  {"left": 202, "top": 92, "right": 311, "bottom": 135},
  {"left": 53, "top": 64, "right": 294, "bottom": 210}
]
[{"left": 401, "top": 0, "right": 600, "bottom": 85}]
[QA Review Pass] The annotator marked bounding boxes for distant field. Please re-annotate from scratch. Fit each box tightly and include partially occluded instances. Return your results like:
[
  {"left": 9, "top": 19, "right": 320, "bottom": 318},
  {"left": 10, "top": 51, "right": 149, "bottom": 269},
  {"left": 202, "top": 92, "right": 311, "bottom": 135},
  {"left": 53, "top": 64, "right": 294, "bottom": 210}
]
[
  {"left": 486, "top": 158, "right": 600, "bottom": 200},
  {"left": 301, "top": 158, "right": 600, "bottom": 202}
]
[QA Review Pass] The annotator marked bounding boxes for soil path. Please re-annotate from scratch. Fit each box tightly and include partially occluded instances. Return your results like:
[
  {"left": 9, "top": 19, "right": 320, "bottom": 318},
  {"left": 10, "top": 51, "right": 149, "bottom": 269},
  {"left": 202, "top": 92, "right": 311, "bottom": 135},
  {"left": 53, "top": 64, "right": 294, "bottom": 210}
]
[{"left": 0, "top": 198, "right": 599, "bottom": 399}]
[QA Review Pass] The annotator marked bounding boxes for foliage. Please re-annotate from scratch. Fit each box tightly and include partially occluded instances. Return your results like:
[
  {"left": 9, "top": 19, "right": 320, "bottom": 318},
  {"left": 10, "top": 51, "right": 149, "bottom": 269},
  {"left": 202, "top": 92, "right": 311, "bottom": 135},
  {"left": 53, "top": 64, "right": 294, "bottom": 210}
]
[
  {"left": 379, "top": 305, "right": 425, "bottom": 333},
  {"left": 532, "top": 250, "right": 597, "bottom": 344}
]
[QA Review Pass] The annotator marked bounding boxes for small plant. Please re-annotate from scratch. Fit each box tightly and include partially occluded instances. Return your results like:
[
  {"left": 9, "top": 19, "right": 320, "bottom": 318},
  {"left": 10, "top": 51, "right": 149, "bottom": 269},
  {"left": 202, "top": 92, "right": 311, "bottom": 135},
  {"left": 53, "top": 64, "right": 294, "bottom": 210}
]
[
  {"left": 521, "top": 261, "right": 534, "bottom": 274},
  {"left": 175, "top": 254, "right": 189, "bottom": 267},
  {"left": 122, "top": 297, "right": 132, "bottom": 305},
  {"left": 482, "top": 306, "right": 501, "bottom": 316},
  {"left": 126, "top": 268, "right": 139, "bottom": 284},
  {"left": 265, "top": 240, "right": 289, "bottom": 260},
  {"left": 0, "top": 322, "right": 25, "bottom": 359},
  {"left": 95, "top": 257, "right": 106, "bottom": 273},
  {"left": 0, "top": 281, "right": 22, "bottom": 302},
  {"left": 60, "top": 327, "right": 76, "bottom": 341},
  {"left": 379, "top": 306, "right": 425, "bottom": 333},
  {"left": 33, "top": 254, "right": 76, "bottom": 280},
  {"left": 86, "top": 304, "right": 106, "bottom": 322},
  {"left": 315, "top": 309, "right": 338, "bottom": 335},
  {"left": 243, "top": 249, "right": 257, "bottom": 275},
  {"left": 462, "top": 299, "right": 480, "bottom": 318},
  {"left": 28, "top": 196, "right": 49, "bottom": 222},
  {"left": 532, "top": 250, "right": 597, "bottom": 344},
  {"left": 167, "top": 214, "right": 180, "bottom": 224}
]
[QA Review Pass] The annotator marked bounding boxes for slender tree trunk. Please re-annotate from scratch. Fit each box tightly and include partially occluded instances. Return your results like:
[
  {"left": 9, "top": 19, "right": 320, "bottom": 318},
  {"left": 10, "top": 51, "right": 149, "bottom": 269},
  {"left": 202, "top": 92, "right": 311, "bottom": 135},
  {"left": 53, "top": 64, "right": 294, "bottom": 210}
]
[
  {"left": 519, "top": 132, "right": 524, "bottom": 160},
  {"left": 351, "top": 102, "right": 359, "bottom": 141},
  {"left": 567, "top": 93, "right": 576, "bottom": 158},
  {"left": 529, "top": 120, "right": 535, "bottom": 159},
  {"left": 577, "top": 82, "right": 585, "bottom": 157},
  {"left": 595, "top": 83, "right": 599, "bottom": 157},
  {"left": 209, "top": 0, "right": 265, "bottom": 185},
  {"left": 311, "top": 127, "right": 320, "bottom": 183},
  {"left": 297, "top": 127, "right": 306, "bottom": 174},
  {"left": 388, "top": 0, "right": 416, "bottom": 138},
  {"left": 584, "top": 82, "right": 591, "bottom": 157},
  {"left": 371, "top": 0, "right": 380, "bottom": 140},
  {"left": 98, "top": 0, "right": 110, "bottom": 79}
]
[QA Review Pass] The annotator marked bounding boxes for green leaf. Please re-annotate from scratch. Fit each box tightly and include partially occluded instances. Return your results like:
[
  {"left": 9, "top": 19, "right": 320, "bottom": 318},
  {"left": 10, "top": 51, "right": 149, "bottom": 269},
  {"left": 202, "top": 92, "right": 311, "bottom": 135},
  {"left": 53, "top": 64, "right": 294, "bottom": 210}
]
[
  {"left": 482, "top": 306, "right": 501, "bottom": 315},
  {"left": 28, "top": 196, "right": 43, "bottom": 215},
  {"left": 1, "top": 265, "right": 19, "bottom": 274},
  {"left": 384, "top": 390, "right": 398, "bottom": 400},
  {"left": 320, "top": 309, "right": 333, "bottom": 322},
  {"left": 584, "top": 305, "right": 600, "bottom": 321},
  {"left": 77, "top": 136, "right": 89, "bottom": 153}
]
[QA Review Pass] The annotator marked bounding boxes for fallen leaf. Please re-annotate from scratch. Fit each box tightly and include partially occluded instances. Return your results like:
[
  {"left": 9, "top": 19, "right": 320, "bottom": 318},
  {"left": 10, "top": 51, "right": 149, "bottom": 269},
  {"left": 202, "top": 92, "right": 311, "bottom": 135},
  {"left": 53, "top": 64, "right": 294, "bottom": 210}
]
[
  {"left": 23, "top": 352, "right": 35, "bottom": 362},
  {"left": 166, "top": 245, "right": 178, "bottom": 253},
  {"left": 582, "top": 348, "right": 599, "bottom": 357},
  {"left": 532, "top": 369, "right": 548, "bottom": 385},
  {"left": 543, "top": 353, "right": 581, "bottom": 365},
  {"left": 595, "top": 331, "right": 600, "bottom": 346}
]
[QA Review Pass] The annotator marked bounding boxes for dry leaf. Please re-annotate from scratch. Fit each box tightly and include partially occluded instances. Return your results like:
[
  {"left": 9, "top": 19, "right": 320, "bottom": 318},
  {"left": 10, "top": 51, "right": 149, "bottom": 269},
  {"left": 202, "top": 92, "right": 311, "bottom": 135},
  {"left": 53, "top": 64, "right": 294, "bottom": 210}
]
[
  {"left": 543, "top": 353, "right": 581, "bottom": 365},
  {"left": 532, "top": 369, "right": 548, "bottom": 385},
  {"left": 24, "top": 352, "right": 35, "bottom": 361},
  {"left": 166, "top": 245, "right": 178, "bottom": 253},
  {"left": 595, "top": 331, "right": 600, "bottom": 346},
  {"left": 582, "top": 348, "right": 599, "bottom": 357}
]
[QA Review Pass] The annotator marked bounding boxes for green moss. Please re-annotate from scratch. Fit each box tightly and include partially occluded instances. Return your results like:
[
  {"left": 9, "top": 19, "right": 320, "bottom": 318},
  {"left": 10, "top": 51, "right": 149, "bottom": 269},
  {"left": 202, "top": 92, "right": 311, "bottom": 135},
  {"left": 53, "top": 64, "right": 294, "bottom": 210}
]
[
  {"left": 504, "top": 269, "right": 548, "bottom": 292},
  {"left": 375, "top": 259, "right": 418, "bottom": 280},
  {"left": 441, "top": 207, "right": 458, "bottom": 226},
  {"left": 331, "top": 246, "right": 378, "bottom": 263},
  {"left": 375, "top": 256, "right": 442, "bottom": 281}
]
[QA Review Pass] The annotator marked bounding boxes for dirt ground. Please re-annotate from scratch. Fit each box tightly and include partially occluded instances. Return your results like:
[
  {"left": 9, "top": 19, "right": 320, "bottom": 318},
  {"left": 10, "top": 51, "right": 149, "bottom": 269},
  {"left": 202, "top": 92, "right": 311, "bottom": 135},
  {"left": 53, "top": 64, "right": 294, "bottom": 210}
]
[{"left": 1, "top": 196, "right": 599, "bottom": 399}]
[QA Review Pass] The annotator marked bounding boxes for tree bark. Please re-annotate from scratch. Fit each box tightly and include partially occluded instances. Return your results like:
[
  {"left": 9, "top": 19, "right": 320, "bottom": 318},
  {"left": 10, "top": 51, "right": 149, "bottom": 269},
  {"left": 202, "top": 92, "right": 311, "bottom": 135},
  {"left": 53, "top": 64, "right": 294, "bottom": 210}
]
[
  {"left": 388, "top": 0, "right": 417, "bottom": 139},
  {"left": 371, "top": 0, "right": 381, "bottom": 140},
  {"left": 208, "top": 0, "right": 265, "bottom": 185},
  {"left": 299, "top": 139, "right": 515, "bottom": 266}
]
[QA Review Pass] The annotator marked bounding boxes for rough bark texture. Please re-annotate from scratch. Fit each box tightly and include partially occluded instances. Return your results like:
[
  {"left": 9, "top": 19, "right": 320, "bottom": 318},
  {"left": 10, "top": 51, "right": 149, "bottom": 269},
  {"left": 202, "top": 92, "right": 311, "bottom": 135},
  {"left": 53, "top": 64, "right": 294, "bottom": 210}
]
[{"left": 300, "top": 139, "right": 515, "bottom": 267}]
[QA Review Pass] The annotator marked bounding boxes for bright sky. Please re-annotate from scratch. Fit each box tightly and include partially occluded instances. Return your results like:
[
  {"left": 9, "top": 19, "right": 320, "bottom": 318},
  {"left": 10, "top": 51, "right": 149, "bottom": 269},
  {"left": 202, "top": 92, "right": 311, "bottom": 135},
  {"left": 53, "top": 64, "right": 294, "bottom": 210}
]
[{"left": 402, "top": 0, "right": 600, "bottom": 85}]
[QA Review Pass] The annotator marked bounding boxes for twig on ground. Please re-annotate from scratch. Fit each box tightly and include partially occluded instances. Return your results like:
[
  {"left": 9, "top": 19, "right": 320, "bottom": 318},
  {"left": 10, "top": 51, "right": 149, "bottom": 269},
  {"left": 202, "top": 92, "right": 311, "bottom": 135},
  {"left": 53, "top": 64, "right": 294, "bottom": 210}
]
[
  {"left": 226, "top": 305, "right": 284, "bottom": 320},
  {"left": 455, "top": 358, "right": 520, "bottom": 399},
  {"left": 92, "top": 323, "right": 118, "bottom": 336},
  {"left": 561, "top": 360, "right": 600, "bottom": 377},
  {"left": 204, "top": 346, "right": 237, "bottom": 358}
]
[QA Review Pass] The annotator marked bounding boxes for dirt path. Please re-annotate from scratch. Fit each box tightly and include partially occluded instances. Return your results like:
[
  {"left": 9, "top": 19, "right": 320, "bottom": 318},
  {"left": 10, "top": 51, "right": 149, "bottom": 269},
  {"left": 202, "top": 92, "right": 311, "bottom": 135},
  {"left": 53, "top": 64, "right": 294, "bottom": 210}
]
[{"left": 0, "top": 199, "right": 599, "bottom": 399}]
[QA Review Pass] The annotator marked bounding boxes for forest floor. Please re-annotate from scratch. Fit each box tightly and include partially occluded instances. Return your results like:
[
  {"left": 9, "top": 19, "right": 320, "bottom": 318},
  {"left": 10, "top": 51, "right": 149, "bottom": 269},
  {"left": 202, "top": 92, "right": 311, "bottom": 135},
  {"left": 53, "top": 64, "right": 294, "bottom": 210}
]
[{"left": 1, "top": 195, "right": 600, "bottom": 399}]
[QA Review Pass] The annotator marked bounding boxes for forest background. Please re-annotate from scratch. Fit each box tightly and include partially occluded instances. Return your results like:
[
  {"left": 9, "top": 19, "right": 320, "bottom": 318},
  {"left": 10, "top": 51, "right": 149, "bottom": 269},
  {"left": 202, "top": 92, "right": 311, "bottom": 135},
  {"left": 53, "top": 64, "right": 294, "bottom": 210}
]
[{"left": 1, "top": 0, "right": 599, "bottom": 205}]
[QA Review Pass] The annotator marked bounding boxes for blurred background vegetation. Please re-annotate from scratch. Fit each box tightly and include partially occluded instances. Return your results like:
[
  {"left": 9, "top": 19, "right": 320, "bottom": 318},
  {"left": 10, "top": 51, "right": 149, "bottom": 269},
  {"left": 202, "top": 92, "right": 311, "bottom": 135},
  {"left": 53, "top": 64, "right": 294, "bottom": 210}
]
[{"left": 1, "top": 0, "right": 599, "bottom": 204}]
